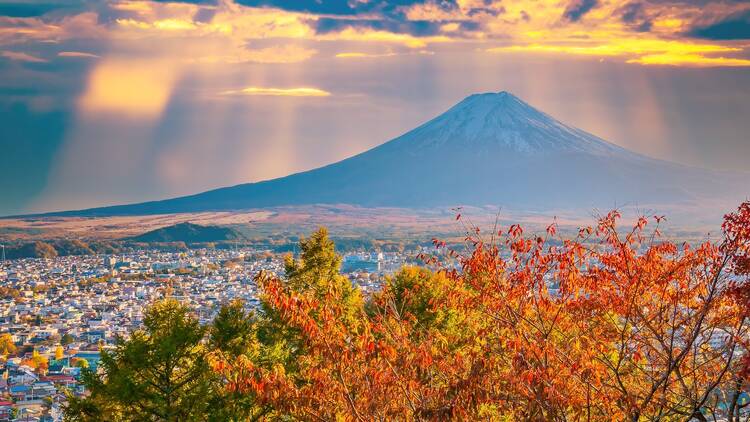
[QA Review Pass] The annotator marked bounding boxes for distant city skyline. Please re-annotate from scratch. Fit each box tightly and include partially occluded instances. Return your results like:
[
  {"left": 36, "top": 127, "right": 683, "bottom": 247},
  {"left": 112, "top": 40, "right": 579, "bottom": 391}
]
[{"left": 1, "top": 0, "right": 749, "bottom": 215}]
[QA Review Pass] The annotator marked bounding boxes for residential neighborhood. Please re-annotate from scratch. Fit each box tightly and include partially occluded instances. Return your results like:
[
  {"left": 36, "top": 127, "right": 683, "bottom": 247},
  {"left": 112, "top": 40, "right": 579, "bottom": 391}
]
[{"left": 0, "top": 247, "right": 409, "bottom": 421}]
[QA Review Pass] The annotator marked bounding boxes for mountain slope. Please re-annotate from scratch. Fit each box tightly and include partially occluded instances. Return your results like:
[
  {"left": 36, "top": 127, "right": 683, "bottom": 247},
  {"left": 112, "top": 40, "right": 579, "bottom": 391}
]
[
  {"left": 46, "top": 92, "right": 748, "bottom": 216},
  {"left": 128, "top": 222, "right": 243, "bottom": 243}
]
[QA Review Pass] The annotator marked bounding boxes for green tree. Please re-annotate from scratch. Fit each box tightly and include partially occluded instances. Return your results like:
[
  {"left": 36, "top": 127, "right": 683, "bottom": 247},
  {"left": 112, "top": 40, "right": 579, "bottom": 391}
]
[
  {"left": 281, "top": 227, "right": 363, "bottom": 323},
  {"left": 60, "top": 333, "right": 75, "bottom": 346},
  {"left": 209, "top": 300, "right": 254, "bottom": 358},
  {"left": 207, "top": 301, "right": 270, "bottom": 421},
  {"left": 65, "top": 300, "right": 216, "bottom": 421}
]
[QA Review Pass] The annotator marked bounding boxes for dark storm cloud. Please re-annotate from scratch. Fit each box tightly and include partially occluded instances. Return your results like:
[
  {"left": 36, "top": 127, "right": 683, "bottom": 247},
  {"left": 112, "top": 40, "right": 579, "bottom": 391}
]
[
  {"left": 232, "top": 0, "right": 412, "bottom": 15},
  {"left": 563, "top": 0, "right": 599, "bottom": 22},
  {"left": 147, "top": 0, "right": 469, "bottom": 37},
  {"left": 646, "top": 0, "right": 747, "bottom": 6},
  {"left": 193, "top": 7, "right": 217, "bottom": 23},
  {"left": 231, "top": 0, "right": 459, "bottom": 17},
  {"left": 467, "top": 6, "right": 503, "bottom": 17},
  {"left": 315, "top": 17, "right": 443, "bottom": 37},
  {"left": 235, "top": 0, "right": 359, "bottom": 14},
  {"left": 458, "top": 20, "right": 481, "bottom": 31},
  {"left": 619, "top": 3, "right": 652, "bottom": 32},
  {"left": 152, "top": 0, "right": 218, "bottom": 4},
  {"left": 688, "top": 10, "right": 750, "bottom": 40}
]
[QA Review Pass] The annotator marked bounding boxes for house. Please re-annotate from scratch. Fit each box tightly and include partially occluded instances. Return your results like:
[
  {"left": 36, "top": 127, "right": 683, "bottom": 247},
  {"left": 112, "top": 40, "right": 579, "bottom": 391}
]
[{"left": 0, "top": 400, "right": 13, "bottom": 420}]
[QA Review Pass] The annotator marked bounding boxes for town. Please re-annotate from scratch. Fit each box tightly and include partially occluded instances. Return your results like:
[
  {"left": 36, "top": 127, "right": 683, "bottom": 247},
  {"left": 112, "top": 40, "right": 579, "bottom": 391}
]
[{"left": 0, "top": 247, "right": 411, "bottom": 421}]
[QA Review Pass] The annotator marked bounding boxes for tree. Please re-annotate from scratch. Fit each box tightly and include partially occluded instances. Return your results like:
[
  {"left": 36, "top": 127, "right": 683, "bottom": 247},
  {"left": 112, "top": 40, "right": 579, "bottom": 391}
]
[
  {"left": 72, "top": 358, "right": 89, "bottom": 369},
  {"left": 209, "top": 300, "right": 254, "bottom": 358},
  {"left": 0, "top": 334, "right": 16, "bottom": 356},
  {"left": 207, "top": 300, "right": 266, "bottom": 421},
  {"left": 282, "top": 227, "right": 363, "bottom": 316},
  {"left": 60, "top": 333, "right": 75, "bottom": 346},
  {"left": 65, "top": 299, "right": 216, "bottom": 421},
  {"left": 215, "top": 202, "right": 750, "bottom": 421},
  {"left": 22, "top": 350, "right": 48, "bottom": 374},
  {"left": 55, "top": 345, "right": 64, "bottom": 361}
]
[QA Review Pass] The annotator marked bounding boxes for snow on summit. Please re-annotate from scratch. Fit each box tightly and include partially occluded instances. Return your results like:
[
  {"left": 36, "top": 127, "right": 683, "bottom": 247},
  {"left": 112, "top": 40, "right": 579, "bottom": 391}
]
[{"left": 388, "top": 91, "right": 631, "bottom": 156}]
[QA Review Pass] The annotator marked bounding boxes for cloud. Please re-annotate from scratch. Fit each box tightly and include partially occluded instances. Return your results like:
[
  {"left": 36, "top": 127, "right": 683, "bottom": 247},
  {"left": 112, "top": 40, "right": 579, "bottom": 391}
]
[
  {"left": 314, "top": 17, "right": 443, "bottom": 38},
  {"left": 563, "top": 0, "right": 599, "bottom": 22},
  {"left": 628, "top": 53, "right": 750, "bottom": 66},
  {"left": 1, "top": 0, "right": 749, "bottom": 70},
  {"left": 58, "top": 51, "right": 100, "bottom": 58},
  {"left": 619, "top": 2, "right": 652, "bottom": 32},
  {"left": 233, "top": 0, "right": 444, "bottom": 17},
  {"left": 234, "top": 0, "right": 360, "bottom": 15},
  {"left": 488, "top": 38, "right": 750, "bottom": 67},
  {"left": 152, "top": 0, "right": 217, "bottom": 4},
  {"left": 688, "top": 10, "right": 750, "bottom": 40},
  {"left": 0, "top": 50, "right": 47, "bottom": 62},
  {"left": 0, "top": 12, "right": 105, "bottom": 46},
  {"left": 220, "top": 86, "right": 331, "bottom": 97},
  {"left": 402, "top": 0, "right": 503, "bottom": 21}
]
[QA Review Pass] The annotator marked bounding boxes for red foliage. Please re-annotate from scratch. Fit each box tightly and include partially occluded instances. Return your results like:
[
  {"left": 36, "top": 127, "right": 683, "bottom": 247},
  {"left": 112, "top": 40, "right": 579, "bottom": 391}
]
[{"left": 215, "top": 202, "right": 750, "bottom": 420}]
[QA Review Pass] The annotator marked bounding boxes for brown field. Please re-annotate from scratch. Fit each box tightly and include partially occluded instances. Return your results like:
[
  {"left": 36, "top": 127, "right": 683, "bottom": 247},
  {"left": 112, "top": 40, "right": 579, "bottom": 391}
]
[{"left": 0, "top": 204, "right": 720, "bottom": 243}]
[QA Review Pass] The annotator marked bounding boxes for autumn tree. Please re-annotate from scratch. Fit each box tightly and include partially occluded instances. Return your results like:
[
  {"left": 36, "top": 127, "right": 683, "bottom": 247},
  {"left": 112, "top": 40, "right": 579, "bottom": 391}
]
[
  {"left": 216, "top": 203, "right": 750, "bottom": 421},
  {"left": 72, "top": 358, "right": 89, "bottom": 369},
  {"left": 0, "top": 334, "right": 16, "bottom": 356},
  {"left": 22, "top": 350, "right": 49, "bottom": 374},
  {"left": 62, "top": 205, "right": 750, "bottom": 420}
]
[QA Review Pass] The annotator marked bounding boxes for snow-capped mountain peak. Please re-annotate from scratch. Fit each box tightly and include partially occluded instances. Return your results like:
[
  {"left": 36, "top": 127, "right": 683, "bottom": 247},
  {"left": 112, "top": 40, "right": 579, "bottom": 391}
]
[{"left": 389, "top": 91, "right": 629, "bottom": 156}]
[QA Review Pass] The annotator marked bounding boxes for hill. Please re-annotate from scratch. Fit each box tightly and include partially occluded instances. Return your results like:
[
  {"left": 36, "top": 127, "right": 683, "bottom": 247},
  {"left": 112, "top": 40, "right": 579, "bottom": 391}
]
[
  {"left": 129, "top": 222, "right": 244, "bottom": 243},
  {"left": 37, "top": 91, "right": 749, "bottom": 217}
]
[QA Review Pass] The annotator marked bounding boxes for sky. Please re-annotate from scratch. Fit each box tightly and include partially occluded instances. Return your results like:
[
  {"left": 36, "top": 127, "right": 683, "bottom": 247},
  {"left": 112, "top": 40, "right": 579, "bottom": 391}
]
[{"left": 0, "top": 0, "right": 749, "bottom": 216}]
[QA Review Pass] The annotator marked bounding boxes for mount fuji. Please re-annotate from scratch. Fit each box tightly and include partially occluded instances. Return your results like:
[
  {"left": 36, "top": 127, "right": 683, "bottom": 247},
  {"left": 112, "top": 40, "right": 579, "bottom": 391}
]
[{"left": 46, "top": 91, "right": 748, "bottom": 216}]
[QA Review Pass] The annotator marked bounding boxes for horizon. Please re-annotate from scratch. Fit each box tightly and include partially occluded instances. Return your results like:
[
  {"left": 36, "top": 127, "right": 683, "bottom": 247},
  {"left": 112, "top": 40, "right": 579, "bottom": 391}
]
[{"left": 1, "top": 0, "right": 750, "bottom": 215}]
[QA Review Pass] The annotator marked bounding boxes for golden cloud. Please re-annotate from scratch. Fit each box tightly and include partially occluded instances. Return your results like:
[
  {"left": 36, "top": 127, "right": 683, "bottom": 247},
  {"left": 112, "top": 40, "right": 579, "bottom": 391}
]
[
  {"left": 220, "top": 87, "right": 331, "bottom": 97},
  {"left": 1, "top": 0, "right": 748, "bottom": 68},
  {"left": 629, "top": 54, "right": 750, "bottom": 67},
  {"left": 488, "top": 38, "right": 750, "bottom": 67}
]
